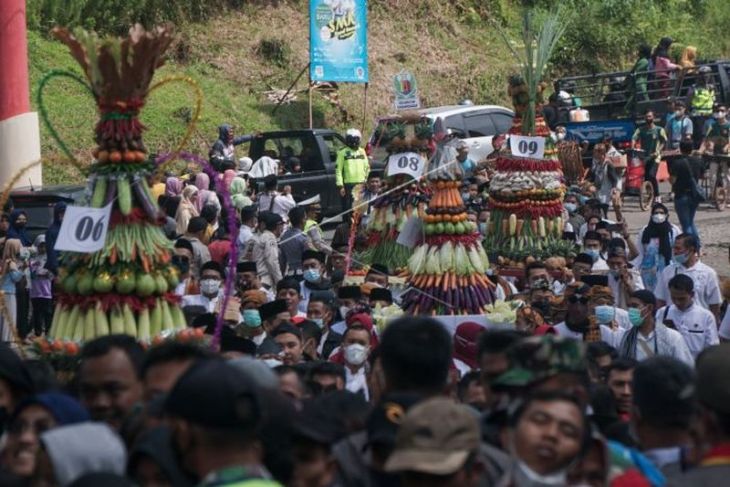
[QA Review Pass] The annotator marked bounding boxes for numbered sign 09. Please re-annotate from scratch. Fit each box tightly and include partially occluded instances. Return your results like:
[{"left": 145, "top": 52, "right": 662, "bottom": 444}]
[
  {"left": 387, "top": 152, "right": 426, "bottom": 179},
  {"left": 54, "top": 203, "right": 113, "bottom": 253},
  {"left": 510, "top": 135, "right": 546, "bottom": 160}
]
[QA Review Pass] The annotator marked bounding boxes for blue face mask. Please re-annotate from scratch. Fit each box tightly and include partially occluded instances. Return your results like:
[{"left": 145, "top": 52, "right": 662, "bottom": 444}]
[
  {"left": 585, "top": 248, "right": 600, "bottom": 262},
  {"left": 594, "top": 305, "right": 615, "bottom": 324},
  {"left": 478, "top": 222, "right": 488, "bottom": 235},
  {"left": 628, "top": 307, "right": 644, "bottom": 327},
  {"left": 673, "top": 252, "right": 689, "bottom": 266},
  {"left": 564, "top": 203, "right": 577, "bottom": 214},
  {"left": 243, "top": 309, "right": 262, "bottom": 328},
  {"left": 303, "top": 268, "right": 321, "bottom": 283},
  {"left": 310, "top": 317, "right": 325, "bottom": 330}
]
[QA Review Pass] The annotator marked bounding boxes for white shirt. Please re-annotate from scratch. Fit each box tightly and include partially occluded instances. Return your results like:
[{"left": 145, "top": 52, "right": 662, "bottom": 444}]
[
  {"left": 182, "top": 293, "right": 220, "bottom": 313},
  {"left": 608, "top": 268, "right": 645, "bottom": 309},
  {"left": 616, "top": 326, "right": 694, "bottom": 366},
  {"left": 257, "top": 191, "right": 296, "bottom": 221},
  {"left": 237, "top": 225, "right": 255, "bottom": 260},
  {"left": 592, "top": 257, "right": 610, "bottom": 272},
  {"left": 331, "top": 320, "right": 346, "bottom": 336},
  {"left": 345, "top": 366, "right": 369, "bottom": 401},
  {"left": 655, "top": 261, "right": 722, "bottom": 310},
  {"left": 453, "top": 358, "right": 472, "bottom": 378},
  {"left": 655, "top": 303, "right": 719, "bottom": 358},
  {"left": 719, "top": 307, "right": 730, "bottom": 340},
  {"left": 553, "top": 321, "right": 622, "bottom": 347}
]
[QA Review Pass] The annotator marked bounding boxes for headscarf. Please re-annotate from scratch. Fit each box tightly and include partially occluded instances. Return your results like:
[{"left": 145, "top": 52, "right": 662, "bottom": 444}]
[
  {"left": 175, "top": 186, "right": 199, "bottom": 236},
  {"left": 7, "top": 210, "right": 31, "bottom": 246},
  {"left": 194, "top": 172, "right": 210, "bottom": 192},
  {"left": 33, "top": 234, "right": 47, "bottom": 267},
  {"left": 40, "top": 423, "right": 127, "bottom": 487},
  {"left": 11, "top": 392, "right": 89, "bottom": 425},
  {"left": 452, "top": 322, "right": 484, "bottom": 369},
  {"left": 3, "top": 238, "right": 22, "bottom": 268},
  {"left": 223, "top": 169, "right": 237, "bottom": 189},
  {"left": 230, "top": 177, "right": 252, "bottom": 210},
  {"left": 641, "top": 203, "right": 673, "bottom": 266},
  {"left": 165, "top": 177, "right": 183, "bottom": 197}
]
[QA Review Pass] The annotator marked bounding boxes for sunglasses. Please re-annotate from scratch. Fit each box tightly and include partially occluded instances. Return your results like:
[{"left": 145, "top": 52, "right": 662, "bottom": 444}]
[{"left": 568, "top": 295, "right": 589, "bottom": 304}]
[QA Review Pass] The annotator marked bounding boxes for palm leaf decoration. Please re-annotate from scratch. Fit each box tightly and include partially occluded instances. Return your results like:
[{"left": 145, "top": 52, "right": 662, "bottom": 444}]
[{"left": 496, "top": 8, "right": 567, "bottom": 135}]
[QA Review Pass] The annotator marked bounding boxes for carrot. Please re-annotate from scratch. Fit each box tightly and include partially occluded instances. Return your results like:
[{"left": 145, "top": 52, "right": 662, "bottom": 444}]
[
  {"left": 442, "top": 272, "right": 450, "bottom": 293},
  {"left": 141, "top": 255, "right": 150, "bottom": 274},
  {"left": 531, "top": 218, "right": 538, "bottom": 235},
  {"left": 130, "top": 244, "right": 137, "bottom": 262},
  {"left": 425, "top": 275, "right": 434, "bottom": 288},
  {"left": 109, "top": 246, "right": 117, "bottom": 265}
]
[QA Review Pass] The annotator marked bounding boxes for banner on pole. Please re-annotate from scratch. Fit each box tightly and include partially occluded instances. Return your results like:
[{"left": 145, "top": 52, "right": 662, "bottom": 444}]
[
  {"left": 310, "top": 0, "right": 368, "bottom": 83},
  {"left": 393, "top": 70, "right": 420, "bottom": 110}
]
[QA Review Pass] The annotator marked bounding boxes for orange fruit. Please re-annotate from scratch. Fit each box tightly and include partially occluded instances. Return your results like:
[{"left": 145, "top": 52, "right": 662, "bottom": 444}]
[{"left": 64, "top": 342, "right": 79, "bottom": 356}]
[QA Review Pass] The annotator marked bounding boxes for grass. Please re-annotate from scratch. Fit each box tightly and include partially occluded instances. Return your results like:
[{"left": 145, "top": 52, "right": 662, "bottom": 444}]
[{"left": 29, "top": 0, "right": 730, "bottom": 185}]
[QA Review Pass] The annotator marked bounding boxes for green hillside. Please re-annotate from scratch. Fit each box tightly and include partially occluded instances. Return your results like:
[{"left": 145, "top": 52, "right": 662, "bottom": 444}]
[{"left": 27, "top": 0, "right": 730, "bottom": 184}]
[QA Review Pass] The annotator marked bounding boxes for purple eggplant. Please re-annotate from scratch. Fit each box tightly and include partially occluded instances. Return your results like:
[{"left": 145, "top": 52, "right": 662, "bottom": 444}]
[{"left": 133, "top": 176, "right": 159, "bottom": 221}]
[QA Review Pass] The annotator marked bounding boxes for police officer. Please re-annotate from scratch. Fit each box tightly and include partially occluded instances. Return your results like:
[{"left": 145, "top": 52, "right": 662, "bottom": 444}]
[{"left": 336, "top": 128, "right": 369, "bottom": 211}]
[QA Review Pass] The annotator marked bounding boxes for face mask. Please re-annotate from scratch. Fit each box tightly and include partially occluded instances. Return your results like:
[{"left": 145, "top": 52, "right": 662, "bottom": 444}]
[
  {"left": 594, "top": 305, "right": 615, "bottom": 324},
  {"left": 200, "top": 279, "right": 220, "bottom": 295},
  {"left": 478, "top": 222, "right": 488, "bottom": 235},
  {"left": 609, "top": 269, "right": 620, "bottom": 279},
  {"left": 263, "top": 358, "right": 283, "bottom": 368},
  {"left": 243, "top": 309, "right": 262, "bottom": 328},
  {"left": 675, "top": 110, "right": 684, "bottom": 118},
  {"left": 713, "top": 112, "right": 722, "bottom": 119},
  {"left": 628, "top": 307, "right": 644, "bottom": 327},
  {"left": 303, "top": 268, "right": 320, "bottom": 283},
  {"left": 461, "top": 192, "right": 471, "bottom": 201},
  {"left": 651, "top": 213, "right": 667, "bottom": 224},
  {"left": 564, "top": 202, "right": 577, "bottom": 214},
  {"left": 15, "top": 222, "right": 25, "bottom": 229},
  {"left": 673, "top": 252, "right": 689, "bottom": 266},
  {"left": 719, "top": 111, "right": 727, "bottom": 119},
  {"left": 344, "top": 343, "right": 369, "bottom": 366},
  {"left": 557, "top": 132, "right": 566, "bottom": 141},
  {"left": 339, "top": 306, "right": 351, "bottom": 320},
  {"left": 585, "top": 248, "right": 600, "bottom": 262},
  {"left": 311, "top": 317, "right": 325, "bottom": 330}
]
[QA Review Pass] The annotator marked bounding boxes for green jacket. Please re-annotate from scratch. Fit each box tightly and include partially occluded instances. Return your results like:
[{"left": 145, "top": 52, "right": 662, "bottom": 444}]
[
  {"left": 335, "top": 147, "right": 369, "bottom": 186},
  {"left": 199, "top": 465, "right": 282, "bottom": 487}
]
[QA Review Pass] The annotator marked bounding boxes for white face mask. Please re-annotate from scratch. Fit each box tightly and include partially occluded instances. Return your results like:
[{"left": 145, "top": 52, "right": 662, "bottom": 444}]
[
  {"left": 651, "top": 213, "right": 667, "bottom": 224},
  {"left": 675, "top": 110, "right": 684, "bottom": 118},
  {"left": 339, "top": 306, "right": 351, "bottom": 320},
  {"left": 557, "top": 132, "right": 566, "bottom": 141},
  {"left": 200, "top": 279, "right": 221, "bottom": 295},
  {"left": 344, "top": 343, "right": 369, "bottom": 366}
]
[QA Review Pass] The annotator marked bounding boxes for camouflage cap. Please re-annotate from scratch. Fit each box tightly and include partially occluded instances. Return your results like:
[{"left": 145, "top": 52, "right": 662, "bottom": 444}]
[{"left": 492, "top": 334, "right": 587, "bottom": 388}]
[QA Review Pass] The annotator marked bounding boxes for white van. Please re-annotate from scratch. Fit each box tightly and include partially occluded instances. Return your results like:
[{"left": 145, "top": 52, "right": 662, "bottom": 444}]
[{"left": 366, "top": 104, "right": 514, "bottom": 164}]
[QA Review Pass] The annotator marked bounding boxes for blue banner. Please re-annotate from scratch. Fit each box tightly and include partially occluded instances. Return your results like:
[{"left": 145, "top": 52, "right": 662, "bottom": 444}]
[
  {"left": 310, "top": 0, "right": 368, "bottom": 83},
  {"left": 564, "top": 119, "right": 637, "bottom": 144}
]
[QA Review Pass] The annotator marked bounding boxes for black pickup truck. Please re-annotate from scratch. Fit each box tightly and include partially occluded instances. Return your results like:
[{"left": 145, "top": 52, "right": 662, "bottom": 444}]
[
  {"left": 247, "top": 129, "right": 385, "bottom": 218},
  {"left": 554, "top": 61, "right": 730, "bottom": 149}
]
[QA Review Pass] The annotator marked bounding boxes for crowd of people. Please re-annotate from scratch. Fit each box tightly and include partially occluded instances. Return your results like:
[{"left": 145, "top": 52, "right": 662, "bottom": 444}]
[{"left": 0, "top": 65, "right": 726, "bottom": 483}]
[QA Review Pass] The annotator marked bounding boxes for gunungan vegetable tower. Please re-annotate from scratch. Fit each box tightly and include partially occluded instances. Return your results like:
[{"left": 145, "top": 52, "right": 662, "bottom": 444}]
[
  {"left": 48, "top": 25, "right": 186, "bottom": 343},
  {"left": 400, "top": 121, "right": 494, "bottom": 315}
]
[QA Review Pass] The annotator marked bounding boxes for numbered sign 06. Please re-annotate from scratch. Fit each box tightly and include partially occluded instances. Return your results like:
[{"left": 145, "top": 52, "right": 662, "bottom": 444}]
[
  {"left": 55, "top": 203, "right": 113, "bottom": 253},
  {"left": 510, "top": 135, "right": 546, "bottom": 160},
  {"left": 387, "top": 152, "right": 426, "bottom": 179}
]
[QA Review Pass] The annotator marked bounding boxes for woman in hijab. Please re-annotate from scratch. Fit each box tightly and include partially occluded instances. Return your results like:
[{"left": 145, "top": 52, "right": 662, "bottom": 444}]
[
  {"left": 1, "top": 393, "right": 89, "bottom": 480},
  {"left": 222, "top": 169, "right": 237, "bottom": 190},
  {"left": 230, "top": 177, "right": 253, "bottom": 210},
  {"left": 175, "top": 186, "right": 199, "bottom": 236},
  {"left": 193, "top": 172, "right": 221, "bottom": 213},
  {"left": 6, "top": 211, "right": 31, "bottom": 247},
  {"left": 0, "top": 240, "right": 24, "bottom": 342},
  {"left": 632, "top": 203, "right": 681, "bottom": 291},
  {"left": 164, "top": 177, "right": 183, "bottom": 197}
]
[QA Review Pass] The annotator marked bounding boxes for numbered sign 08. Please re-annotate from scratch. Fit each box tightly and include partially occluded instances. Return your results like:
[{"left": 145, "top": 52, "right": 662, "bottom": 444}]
[
  {"left": 54, "top": 203, "right": 113, "bottom": 253},
  {"left": 387, "top": 152, "right": 426, "bottom": 179},
  {"left": 510, "top": 135, "right": 546, "bottom": 160}
]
